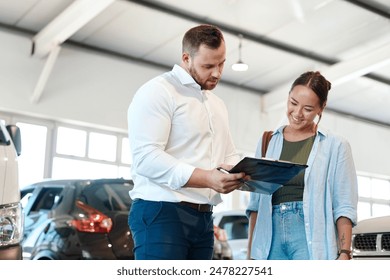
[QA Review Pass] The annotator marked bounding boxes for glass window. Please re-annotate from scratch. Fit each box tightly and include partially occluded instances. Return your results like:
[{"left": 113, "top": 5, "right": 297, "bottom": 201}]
[
  {"left": 219, "top": 215, "right": 248, "bottom": 240},
  {"left": 52, "top": 157, "right": 119, "bottom": 179},
  {"left": 372, "top": 204, "right": 390, "bottom": 218},
  {"left": 1, "top": 113, "right": 130, "bottom": 187},
  {"left": 357, "top": 176, "right": 371, "bottom": 198},
  {"left": 16, "top": 122, "right": 47, "bottom": 186},
  {"left": 118, "top": 166, "right": 131, "bottom": 179},
  {"left": 79, "top": 182, "right": 133, "bottom": 211},
  {"left": 357, "top": 201, "right": 371, "bottom": 221},
  {"left": 357, "top": 175, "right": 390, "bottom": 221},
  {"left": 88, "top": 132, "right": 117, "bottom": 161},
  {"left": 371, "top": 178, "right": 390, "bottom": 200},
  {"left": 56, "top": 127, "right": 86, "bottom": 157},
  {"left": 20, "top": 191, "right": 34, "bottom": 209},
  {"left": 121, "top": 137, "right": 131, "bottom": 164}
]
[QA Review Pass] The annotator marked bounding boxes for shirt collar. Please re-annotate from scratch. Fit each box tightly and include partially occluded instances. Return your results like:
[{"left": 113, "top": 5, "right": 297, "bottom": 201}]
[
  {"left": 172, "top": 64, "right": 201, "bottom": 90},
  {"left": 275, "top": 125, "right": 328, "bottom": 139}
]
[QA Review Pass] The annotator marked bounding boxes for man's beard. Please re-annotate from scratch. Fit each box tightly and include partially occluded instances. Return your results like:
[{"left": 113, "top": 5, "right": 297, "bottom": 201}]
[{"left": 189, "top": 66, "right": 218, "bottom": 90}]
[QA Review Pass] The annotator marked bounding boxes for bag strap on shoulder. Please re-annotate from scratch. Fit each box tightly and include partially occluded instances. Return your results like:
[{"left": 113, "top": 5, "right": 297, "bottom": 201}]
[{"left": 261, "top": 130, "right": 273, "bottom": 158}]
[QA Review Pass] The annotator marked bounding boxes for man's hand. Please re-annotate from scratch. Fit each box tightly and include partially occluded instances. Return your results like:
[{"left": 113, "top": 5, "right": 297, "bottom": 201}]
[{"left": 186, "top": 165, "right": 246, "bottom": 194}]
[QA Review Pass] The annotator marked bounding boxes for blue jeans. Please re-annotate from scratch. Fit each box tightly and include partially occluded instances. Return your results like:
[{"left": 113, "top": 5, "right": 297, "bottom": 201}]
[
  {"left": 128, "top": 199, "right": 214, "bottom": 260},
  {"left": 268, "top": 201, "right": 310, "bottom": 260}
]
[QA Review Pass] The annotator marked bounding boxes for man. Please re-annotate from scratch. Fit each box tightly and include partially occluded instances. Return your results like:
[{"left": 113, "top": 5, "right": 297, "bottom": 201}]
[{"left": 127, "top": 24, "right": 244, "bottom": 260}]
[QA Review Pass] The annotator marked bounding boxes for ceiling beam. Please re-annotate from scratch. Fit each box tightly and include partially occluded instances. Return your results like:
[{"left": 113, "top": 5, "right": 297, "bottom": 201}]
[
  {"left": 1, "top": 1, "right": 389, "bottom": 127},
  {"left": 263, "top": 43, "right": 390, "bottom": 112},
  {"left": 127, "top": 0, "right": 390, "bottom": 87},
  {"left": 30, "top": 0, "right": 114, "bottom": 103},
  {"left": 31, "top": 44, "right": 61, "bottom": 104},
  {"left": 32, "top": 0, "right": 114, "bottom": 58},
  {"left": 344, "top": 0, "right": 390, "bottom": 19},
  {"left": 127, "top": 0, "right": 335, "bottom": 64},
  {"left": 67, "top": 40, "right": 266, "bottom": 94},
  {"left": 326, "top": 107, "right": 390, "bottom": 129}
]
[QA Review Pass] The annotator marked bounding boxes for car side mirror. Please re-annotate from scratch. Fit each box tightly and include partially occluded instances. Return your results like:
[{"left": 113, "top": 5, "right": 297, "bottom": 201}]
[{"left": 6, "top": 125, "right": 21, "bottom": 156}]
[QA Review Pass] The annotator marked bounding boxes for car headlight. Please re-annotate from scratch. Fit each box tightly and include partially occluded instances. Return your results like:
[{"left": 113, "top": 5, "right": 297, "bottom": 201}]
[{"left": 0, "top": 203, "right": 23, "bottom": 246}]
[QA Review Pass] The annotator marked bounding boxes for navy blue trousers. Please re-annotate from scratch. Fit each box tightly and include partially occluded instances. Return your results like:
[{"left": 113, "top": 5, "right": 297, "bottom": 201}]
[{"left": 128, "top": 199, "right": 214, "bottom": 260}]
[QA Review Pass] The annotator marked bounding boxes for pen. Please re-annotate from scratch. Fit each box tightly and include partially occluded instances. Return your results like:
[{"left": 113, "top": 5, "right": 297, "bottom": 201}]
[
  {"left": 216, "top": 167, "right": 230, "bottom": 174},
  {"left": 217, "top": 167, "right": 247, "bottom": 185}
]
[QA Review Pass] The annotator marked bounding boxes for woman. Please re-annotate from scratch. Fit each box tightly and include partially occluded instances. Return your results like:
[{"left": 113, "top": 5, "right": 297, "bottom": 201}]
[{"left": 246, "top": 71, "right": 358, "bottom": 260}]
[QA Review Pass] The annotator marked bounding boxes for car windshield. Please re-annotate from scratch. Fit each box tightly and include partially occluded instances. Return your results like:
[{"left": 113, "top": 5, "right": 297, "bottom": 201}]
[
  {"left": 78, "top": 182, "right": 132, "bottom": 212},
  {"left": 219, "top": 215, "right": 248, "bottom": 240}
]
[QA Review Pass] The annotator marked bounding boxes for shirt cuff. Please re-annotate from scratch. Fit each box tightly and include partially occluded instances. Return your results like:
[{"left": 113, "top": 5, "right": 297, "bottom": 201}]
[{"left": 169, "top": 163, "right": 196, "bottom": 190}]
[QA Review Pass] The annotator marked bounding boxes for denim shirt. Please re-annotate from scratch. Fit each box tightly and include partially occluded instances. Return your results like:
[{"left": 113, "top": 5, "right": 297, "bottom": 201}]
[{"left": 246, "top": 126, "right": 358, "bottom": 260}]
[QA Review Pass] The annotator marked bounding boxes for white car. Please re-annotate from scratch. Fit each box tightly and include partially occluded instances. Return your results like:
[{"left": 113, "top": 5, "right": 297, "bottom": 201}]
[
  {"left": 352, "top": 215, "right": 390, "bottom": 259},
  {"left": 213, "top": 210, "right": 248, "bottom": 260},
  {"left": 0, "top": 122, "right": 23, "bottom": 260}
]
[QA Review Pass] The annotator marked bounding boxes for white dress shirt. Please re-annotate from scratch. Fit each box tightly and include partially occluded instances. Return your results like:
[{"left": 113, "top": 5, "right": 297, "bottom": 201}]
[{"left": 128, "top": 64, "right": 239, "bottom": 205}]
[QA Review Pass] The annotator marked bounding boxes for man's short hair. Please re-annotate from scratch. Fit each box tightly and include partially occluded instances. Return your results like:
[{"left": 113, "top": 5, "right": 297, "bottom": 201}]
[{"left": 182, "top": 24, "right": 224, "bottom": 57}]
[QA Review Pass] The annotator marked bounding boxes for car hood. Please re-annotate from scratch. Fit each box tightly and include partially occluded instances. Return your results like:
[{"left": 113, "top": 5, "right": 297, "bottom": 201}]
[
  {"left": 227, "top": 239, "right": 247, "bottom": 260},
  {"left": 353, "top": 216, "right": 390, "bottom": 234}
]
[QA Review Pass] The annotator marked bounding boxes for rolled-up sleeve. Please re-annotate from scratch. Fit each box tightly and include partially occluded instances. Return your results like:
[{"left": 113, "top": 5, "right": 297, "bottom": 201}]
[
  {"left": 332, "top": 139, "right": 358, "bottom": 226},
  {"left": 128, "top": 80, "right": 194, "bottom": 190},
  {"left": 246, "top": 192, "right": 260, "bottom": 218}
]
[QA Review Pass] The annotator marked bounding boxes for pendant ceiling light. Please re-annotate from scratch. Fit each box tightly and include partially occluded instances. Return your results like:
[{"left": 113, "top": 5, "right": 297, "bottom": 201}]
[{"left": 232, "top": 34, "right": 248, "bottom": 72}]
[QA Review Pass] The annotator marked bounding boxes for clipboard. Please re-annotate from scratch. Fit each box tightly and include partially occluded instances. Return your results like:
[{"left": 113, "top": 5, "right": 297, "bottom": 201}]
[{"left": 228, "top": 157, "right": 308, "bottom": 195}]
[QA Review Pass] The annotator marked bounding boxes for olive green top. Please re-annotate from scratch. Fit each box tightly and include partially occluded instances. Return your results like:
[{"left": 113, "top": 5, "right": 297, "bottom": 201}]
[{"left": 272, "top": 135, "right": 315, "bottom": 205}]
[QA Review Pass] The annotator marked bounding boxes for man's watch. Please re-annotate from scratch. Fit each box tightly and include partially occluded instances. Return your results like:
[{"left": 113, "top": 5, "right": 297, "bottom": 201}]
[{"left": 338, "top": 249, "right": 352, "bottom": 260}]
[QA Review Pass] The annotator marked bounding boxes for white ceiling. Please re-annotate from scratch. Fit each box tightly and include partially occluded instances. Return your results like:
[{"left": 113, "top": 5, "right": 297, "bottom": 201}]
[{"left": 0, "top": 0, "right": 389, "bottom": 126}]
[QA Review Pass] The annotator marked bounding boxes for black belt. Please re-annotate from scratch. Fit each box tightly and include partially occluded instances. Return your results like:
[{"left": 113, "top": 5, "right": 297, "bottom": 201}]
[{"left": 179, "top": 201, "right": 213, "bottom": 212}]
